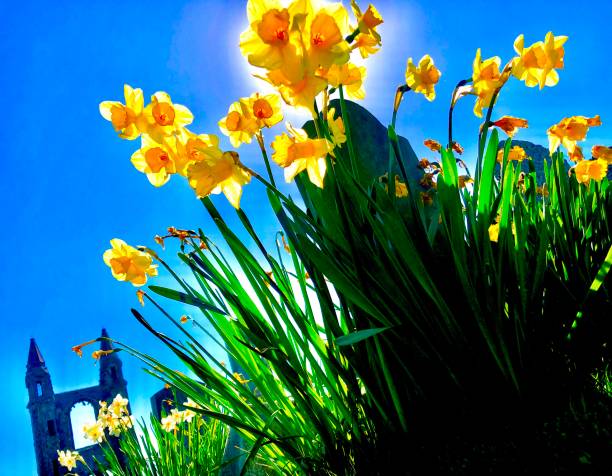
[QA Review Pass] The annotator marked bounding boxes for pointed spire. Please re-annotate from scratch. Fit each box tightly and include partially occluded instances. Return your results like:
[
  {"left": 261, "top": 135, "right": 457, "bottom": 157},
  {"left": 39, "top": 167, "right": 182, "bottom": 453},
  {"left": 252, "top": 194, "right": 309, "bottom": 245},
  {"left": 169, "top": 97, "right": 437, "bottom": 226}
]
[
  {"left": 100, "top": 328, "right": 113, "bottom": 351},
  {"left": 27, "top": 338, "right": 46, "bottom": 369}
]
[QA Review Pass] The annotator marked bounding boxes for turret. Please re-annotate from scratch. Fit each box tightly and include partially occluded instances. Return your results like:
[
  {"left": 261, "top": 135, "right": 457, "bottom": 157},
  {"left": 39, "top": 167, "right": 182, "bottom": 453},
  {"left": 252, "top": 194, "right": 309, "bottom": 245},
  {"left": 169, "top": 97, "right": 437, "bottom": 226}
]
[
  {"left": 98, "top": 329, "right": 128, "bottom": 401},
  {"left": 26, "top": 338, "right": 59, "bottom": 476}
]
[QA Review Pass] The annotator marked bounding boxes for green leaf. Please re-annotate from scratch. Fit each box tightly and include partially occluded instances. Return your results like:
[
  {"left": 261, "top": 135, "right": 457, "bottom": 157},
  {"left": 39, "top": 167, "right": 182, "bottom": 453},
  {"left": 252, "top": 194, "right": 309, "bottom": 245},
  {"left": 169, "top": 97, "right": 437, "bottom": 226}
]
[
  {"left": 336, "top": 327, "right": 390, "bottom": 346},
  {"left": 148, "top": 285, "right": 226, "bottom": 315}
]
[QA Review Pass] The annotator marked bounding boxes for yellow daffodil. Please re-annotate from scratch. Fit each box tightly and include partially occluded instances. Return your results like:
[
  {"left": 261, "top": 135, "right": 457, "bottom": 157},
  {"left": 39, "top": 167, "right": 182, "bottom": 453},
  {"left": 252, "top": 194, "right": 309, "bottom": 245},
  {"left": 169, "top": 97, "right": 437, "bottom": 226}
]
[
  {"left": 424, "top": 139, "right": 441, "bottom": 153},
  {"left": 250, "top": 92, "right": 283, "bottom": 128},
  {"left": 321, "top": 62, "right": 366, "bottom": 99},
  {"left": 239, "top": 0, "right": 300, "bottom": 72},
  {"left": 109, "top": 394, "right": 129, "bottom": 417},
  {"left": 512, "top": 32, "right": 567, "bottom": 89},
  {"left": 574, "top": 159, "right": 609, "bottom": 185},
  {"left": 161, "top": 412, "right": 179, "bottom": 432},
  {"left": 83, "top": 421, "right": 105, "bottom": 443},
  {"left": 218, "top": 99, "right": 259, "bottom": 147},
  {"left": 99, "top": 84, "right": 146, "bottom": 140},
  {"left": 488, "top": 223, "right": 499, "bottom": 242},
  {"left": 57, "top": 450, "right": 83, "bottom": 471},
  {"left": 264, "top": 65, "right": 328, "bottom": 113},
  {"left": 175, "top": 129, "right": 220, "bottom": 175},
  {"left": 592, "top": 145, "right": 612, "bottom": 163},
  {"left": 130, "top": 135, "right": 178, "bottom": 187},
  {"left": 305, "top": 1, "right": 351, "bottom": 69},
  {"left": 327, "top": 107, "right": 346, "bottom": 147},
  {"left": 271, "top": 123, "right": 332, "bottom": 188},
  {"left": 491, "top": 116, "right": 529, "bottom": 137},
  {"left": 103, "top": 238, "right": 158, "bottom": 287},
  {"left": 496, "top": 145, "right": 527, "bottom": 163},
  {"left": 350, "top": 1, "right": 383, "bottom": 50},
  {"left": 144, "top": 91, "right": 194, "bottom": 141},
  {"left": 405, "top": 55, "right": 441, "bottom": 102},
  {"left": 472, "top": 49, "right": 504, "bottom": 117},
  {"left": 547, "top": 115, "right": 601, "bottom": 158},
  {"left": 187, "top": 151, "right": 251, "bottom": 209},
  {"left": 352, "top": 32, "right": 380, "bottom": 58}
]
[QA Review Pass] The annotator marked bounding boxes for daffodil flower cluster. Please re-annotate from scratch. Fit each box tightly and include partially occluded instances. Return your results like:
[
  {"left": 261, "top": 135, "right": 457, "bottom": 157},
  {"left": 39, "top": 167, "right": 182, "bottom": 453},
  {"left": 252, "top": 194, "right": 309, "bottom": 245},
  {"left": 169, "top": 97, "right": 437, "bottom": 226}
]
[
  {"left": 82, "top": 394, "right": 134, "bottom": 443},
  {"left": 100, "top": 86, "right": 251, "bottom": 208},
  {"left": 240, "top": 0, "right": 378, "bottom": 113},
  {"left": 160, "top": 398, "right": 202, "bottom": 432}
]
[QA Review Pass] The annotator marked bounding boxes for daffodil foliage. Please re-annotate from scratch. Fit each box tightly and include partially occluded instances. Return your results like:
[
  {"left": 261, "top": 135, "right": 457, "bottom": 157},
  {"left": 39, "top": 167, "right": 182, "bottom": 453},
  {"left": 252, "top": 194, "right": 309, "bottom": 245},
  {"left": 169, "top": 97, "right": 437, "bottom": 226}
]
[{"left": 98, "top": 0, "right": 612, "bottom": 474}]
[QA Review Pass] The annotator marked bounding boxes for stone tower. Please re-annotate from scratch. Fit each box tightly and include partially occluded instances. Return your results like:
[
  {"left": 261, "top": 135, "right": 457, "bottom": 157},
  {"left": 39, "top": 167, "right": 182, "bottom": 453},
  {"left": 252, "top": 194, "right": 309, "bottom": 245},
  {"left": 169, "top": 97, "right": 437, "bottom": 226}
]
[{"left": 26, "top": 329, "right": 129, "bottom": 476}]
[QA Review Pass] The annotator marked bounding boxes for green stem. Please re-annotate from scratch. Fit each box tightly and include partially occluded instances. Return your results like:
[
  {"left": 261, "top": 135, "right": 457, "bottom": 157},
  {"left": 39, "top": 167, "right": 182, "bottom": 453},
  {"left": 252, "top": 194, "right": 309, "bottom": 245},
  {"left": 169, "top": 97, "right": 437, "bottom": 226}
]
[
  {"left": 338, "top": 85, "right": 361, "bottom": 182},
  {"left": 448, "top": 78, "right": 472, "bottom": 149},
  {"left": 256, "top": 131, "right": 276, "bottom": 187},
  {"left": 476, "top": 87, "right": 502, "bottom": 182}
]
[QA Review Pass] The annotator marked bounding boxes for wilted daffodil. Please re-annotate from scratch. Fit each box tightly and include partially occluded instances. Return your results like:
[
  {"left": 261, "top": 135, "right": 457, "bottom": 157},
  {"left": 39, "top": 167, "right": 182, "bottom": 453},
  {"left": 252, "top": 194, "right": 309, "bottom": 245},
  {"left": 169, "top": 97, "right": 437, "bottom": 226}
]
[
  {"left": 592, "top": 145, "right": 612, "bottom": 163},
  {"left": 103, "top": 239, "right": 158, "bottom": 287},
  {"left": 130, "top": 135, "right": 178, "bottom": 187},
  {"left": 424, "top": 139, "right": 442, "bottom": 153},
  {"left": 491, "top": 116, "right": 528, "bottom": 137},
  {"left": 547, "top": 115, "right": 601, "bottom": 158},
  {"left": 472, "top": 49, "right": 505, "bottom": 117},
  {"left": 512, "top": 32, "right": 567, "bottom": 89},
  {"left": 321, "top": 62, "right": 366, "bottom": 99},
  {"left": 574, "top": 159, "right": 609, "bottom": 185},
  {"left": 187, "top": 150, "right": 251, "bottom": 209},
  {"left": 144, "top": 91, "right": 194, "bottom": 141},
  {"left": 218, "top": 99, "right": 259, "bottom": 147},
  {"left": 405, "top": 55, "right": 441, "bottom": 101},
  {"left": 271, "top": 123, "right": 332, "bottom": 188},
  {"left": 99, "top": 84, "right": 145, "bottom": 140},
  {"left": 497, "top": 145, "right": 527, "bottom": 163}
]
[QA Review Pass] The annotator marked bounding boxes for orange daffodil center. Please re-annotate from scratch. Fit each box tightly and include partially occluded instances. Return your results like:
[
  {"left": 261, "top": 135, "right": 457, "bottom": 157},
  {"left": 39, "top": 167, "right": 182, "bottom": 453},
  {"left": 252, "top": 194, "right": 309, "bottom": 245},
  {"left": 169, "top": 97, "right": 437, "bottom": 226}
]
[
  {"left": 219, "top": 93, "right": 283, "bottom": 147},
  {"left": 99, "top": 84, "right": 145, "bottom": 140}
]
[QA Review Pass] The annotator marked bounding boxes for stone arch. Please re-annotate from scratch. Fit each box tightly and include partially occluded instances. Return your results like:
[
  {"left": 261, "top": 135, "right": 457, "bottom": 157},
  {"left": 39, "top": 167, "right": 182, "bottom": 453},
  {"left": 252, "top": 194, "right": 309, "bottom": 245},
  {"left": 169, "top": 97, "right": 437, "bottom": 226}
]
[{"left": 69, "top": 400, "right": 98, "bottom": 449}]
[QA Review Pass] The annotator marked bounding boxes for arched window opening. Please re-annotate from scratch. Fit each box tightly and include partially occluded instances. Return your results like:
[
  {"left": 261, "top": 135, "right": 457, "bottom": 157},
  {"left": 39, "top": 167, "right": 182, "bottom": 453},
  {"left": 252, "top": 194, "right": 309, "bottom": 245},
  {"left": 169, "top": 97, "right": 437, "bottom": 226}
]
[
  {"left": 70, "top": 401, "right": 96, "bottom": 449},
  {"left": 110, "top": 367, "right": 117, "bottom": 380},
  {"left": 36, "top": 382, "right": 43, "bottom": 397}
]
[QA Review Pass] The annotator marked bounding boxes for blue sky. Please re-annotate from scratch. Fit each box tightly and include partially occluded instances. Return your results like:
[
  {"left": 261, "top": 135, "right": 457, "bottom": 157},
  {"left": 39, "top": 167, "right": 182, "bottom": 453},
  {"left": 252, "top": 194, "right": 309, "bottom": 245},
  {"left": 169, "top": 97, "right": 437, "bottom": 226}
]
[{"left": 1, "top": 0, "right": 610, "bottom": 473}]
